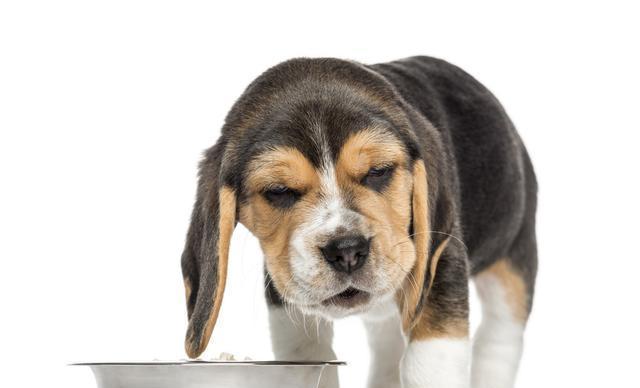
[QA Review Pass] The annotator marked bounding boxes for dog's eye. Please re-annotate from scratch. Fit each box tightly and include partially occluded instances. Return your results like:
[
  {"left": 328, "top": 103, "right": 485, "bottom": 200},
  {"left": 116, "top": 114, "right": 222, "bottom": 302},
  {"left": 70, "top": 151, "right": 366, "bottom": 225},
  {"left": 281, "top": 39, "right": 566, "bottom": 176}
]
[
  {"left": 263, "top": 185, "right": 300, "bottom": 208},
  {"left": 362, "top": 166, "right": 394, "bottom": 191},
  {"left": 367, "top": 166, "right": 391, "bottom": 177}
]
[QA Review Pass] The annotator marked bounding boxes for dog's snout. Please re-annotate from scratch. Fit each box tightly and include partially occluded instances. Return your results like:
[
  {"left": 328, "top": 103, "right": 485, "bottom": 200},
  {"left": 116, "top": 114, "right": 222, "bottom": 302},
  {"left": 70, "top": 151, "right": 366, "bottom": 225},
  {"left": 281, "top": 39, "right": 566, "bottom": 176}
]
[{"left": 320, "top": 235, "right": 370, "bottom": 274}]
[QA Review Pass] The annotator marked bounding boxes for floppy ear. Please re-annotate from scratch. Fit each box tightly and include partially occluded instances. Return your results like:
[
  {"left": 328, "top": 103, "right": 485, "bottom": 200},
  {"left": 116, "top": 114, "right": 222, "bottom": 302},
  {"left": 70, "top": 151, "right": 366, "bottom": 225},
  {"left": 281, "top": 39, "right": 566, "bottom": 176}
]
[
  {"left": 401, "top": 159, "right": 455, "bottom": 330},
  {"left": 401, "top": 160, "right": 430, "bottom": 328},
  {"left": 181, "top": 142, "right": 237, "bottom": 359}
]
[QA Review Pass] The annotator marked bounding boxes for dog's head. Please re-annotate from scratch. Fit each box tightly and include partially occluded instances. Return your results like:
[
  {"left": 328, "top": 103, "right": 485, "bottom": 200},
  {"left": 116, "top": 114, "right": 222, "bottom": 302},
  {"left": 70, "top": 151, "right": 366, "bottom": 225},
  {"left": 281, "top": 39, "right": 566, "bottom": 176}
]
[{"left": 181, "top": 58, "right": 454, "bottom": 358}]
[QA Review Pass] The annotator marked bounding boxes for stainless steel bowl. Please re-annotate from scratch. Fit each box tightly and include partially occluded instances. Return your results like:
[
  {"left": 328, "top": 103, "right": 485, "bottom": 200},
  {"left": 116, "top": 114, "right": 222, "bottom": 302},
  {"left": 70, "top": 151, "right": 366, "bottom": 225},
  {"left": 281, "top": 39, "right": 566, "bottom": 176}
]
[{"left": 72, "top": 361, "right": 345, "bottom": 388}]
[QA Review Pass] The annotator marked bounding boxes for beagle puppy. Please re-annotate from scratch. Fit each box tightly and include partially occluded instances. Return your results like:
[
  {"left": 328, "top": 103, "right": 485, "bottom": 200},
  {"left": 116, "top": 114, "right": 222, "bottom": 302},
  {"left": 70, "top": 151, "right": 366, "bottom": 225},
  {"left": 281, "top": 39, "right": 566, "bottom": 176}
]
[{"left": 181, "top": 56, "right": 537, "bottom": 388}]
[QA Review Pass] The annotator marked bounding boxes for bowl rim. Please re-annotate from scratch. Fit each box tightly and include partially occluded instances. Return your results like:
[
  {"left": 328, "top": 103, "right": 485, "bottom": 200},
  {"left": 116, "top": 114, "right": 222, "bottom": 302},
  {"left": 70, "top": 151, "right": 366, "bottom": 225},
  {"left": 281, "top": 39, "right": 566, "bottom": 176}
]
[{"left": 70, "top": 360, "right": 346, "bottom": 366}]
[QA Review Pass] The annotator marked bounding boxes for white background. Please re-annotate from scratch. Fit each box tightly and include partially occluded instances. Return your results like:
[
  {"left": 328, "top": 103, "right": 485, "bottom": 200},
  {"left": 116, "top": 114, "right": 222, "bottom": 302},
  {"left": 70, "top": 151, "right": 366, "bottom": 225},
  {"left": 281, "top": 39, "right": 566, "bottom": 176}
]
[{"left": 1, "top": 1, "right": 639, "bottom": 387}]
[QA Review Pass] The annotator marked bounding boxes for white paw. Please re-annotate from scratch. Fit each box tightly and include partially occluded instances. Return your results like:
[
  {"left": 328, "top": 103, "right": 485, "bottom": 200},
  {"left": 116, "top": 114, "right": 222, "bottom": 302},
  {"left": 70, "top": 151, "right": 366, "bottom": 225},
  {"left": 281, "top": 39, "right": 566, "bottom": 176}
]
[{"left": 401, "top": 338, "right": 470, "bottom": 388}]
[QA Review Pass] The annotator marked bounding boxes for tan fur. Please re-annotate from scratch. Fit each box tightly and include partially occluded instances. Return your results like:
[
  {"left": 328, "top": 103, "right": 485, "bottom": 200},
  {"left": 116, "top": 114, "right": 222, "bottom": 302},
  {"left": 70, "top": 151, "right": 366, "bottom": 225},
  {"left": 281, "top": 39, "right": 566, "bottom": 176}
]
[
  {"left": 481, "top": 258, "right": 529, "bottom": 323},
  {"left": 184, "top": 278, "right": 192, "bottom": 307},
  {"left": 426, "top": 237, "right": 450, "bottom": 298},
  {"left": 245, "top": 147, "right": 319, "bottom": 195},
  {"left": 405, "top": 237, "right": 469, "bottom": 341},
  {"left": 397, "top": 160, "right": 430, "bottom": 331},
  {"left": 189, "top": 185, "right": 236, "bottom": 357},
  {"left": 336, "top": 128, "right": 408, "bottom": 178},
  {"left": 410, "top": 312, "right": 468, "bottom": 341},
  {"left": 240, "top": 147, "right": 321, "bottom": 295}
]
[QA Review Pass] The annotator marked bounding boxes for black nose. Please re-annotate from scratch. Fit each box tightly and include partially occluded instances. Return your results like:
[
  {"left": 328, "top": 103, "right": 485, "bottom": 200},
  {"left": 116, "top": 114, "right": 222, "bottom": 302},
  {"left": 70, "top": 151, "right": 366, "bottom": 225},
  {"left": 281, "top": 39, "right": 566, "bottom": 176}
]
[{"left": 320, "top": 235, "right": 370, "bottom": 274}]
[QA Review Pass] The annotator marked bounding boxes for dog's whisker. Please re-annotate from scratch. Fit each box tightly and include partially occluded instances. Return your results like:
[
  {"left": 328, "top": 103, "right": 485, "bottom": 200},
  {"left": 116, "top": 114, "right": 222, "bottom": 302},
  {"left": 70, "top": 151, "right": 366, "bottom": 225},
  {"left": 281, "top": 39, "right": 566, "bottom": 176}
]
[
  {"left": 391, "top": 230, "right": 467, "bottom": 251},
  {"left": 281, "top": 274, "right": 301, "bottom": 327},
  {"left": 383, "top": 255, "right": 420, "bottom": 303}
]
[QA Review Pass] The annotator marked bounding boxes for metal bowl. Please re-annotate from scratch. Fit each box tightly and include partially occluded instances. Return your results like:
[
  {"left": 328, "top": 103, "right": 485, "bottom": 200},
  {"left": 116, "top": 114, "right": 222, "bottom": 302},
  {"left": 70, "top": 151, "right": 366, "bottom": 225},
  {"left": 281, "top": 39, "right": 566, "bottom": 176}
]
[{"left": 72, "top": 360, "right": 345, "bottom": 388}]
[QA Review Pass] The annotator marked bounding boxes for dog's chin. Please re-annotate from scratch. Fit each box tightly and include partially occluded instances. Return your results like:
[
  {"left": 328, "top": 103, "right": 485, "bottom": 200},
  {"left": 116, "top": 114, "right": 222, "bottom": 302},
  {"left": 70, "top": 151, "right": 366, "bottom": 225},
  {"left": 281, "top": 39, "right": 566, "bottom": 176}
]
[{"left": 297, "top": 288, "right": 390, "bottom": 320}]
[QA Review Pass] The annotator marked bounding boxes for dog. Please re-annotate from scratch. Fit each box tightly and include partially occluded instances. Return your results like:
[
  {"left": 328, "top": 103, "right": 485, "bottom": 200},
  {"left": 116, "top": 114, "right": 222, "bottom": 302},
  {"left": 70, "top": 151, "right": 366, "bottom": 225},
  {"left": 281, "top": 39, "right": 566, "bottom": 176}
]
[{"left": 180, "top": 56, "right": 537, "bottom": 388}]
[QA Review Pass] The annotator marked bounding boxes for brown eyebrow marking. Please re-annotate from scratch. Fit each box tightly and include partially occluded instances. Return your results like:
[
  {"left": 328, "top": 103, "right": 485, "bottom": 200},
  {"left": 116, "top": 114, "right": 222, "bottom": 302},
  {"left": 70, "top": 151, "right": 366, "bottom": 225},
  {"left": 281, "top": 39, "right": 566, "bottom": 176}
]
[
  {"left": 246, "top": 147, "right": 320, "bottom": 193},
  {"left": 336, "top": 128, "right": 407, "bottom": 179}
]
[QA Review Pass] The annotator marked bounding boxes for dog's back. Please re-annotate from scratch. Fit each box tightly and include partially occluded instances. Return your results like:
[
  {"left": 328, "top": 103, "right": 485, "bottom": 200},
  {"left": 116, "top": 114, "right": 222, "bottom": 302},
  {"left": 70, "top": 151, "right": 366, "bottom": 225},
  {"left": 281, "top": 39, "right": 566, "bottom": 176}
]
[{"left": 372, "top": 56, "right": 537, "bottom": 276}]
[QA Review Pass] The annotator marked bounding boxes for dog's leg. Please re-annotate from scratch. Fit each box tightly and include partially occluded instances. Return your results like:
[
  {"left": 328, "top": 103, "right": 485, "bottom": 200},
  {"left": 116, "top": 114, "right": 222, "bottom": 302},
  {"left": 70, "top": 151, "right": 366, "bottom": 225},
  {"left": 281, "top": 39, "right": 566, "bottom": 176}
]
[
  {"left": 402, "top": 337, "right": 470, "bottom": 388},
  {"left": 400, "top": 244, "right": 471, "bottom": 388},
  {"left": 268, "top": 305, "right": 339, "bottom": 388},
  {"left": 471, "top": 152, "right": 537, "bottom": 388},
  {"left": 362, "top": 300, "right": 405, "bottom": 388},
  {"left": 471, "top": 195, "right": 537, "bottom": 388},
  {"left": 472, "top": 254, "right": 535, "bottom": 388}
]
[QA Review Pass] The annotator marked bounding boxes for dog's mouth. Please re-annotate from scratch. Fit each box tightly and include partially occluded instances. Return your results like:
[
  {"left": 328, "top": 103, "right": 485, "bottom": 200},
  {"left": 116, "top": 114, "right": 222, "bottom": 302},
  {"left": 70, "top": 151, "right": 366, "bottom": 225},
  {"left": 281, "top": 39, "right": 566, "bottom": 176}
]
[{"left": 322, "top": 287, "right": 370, "bottom": 308}]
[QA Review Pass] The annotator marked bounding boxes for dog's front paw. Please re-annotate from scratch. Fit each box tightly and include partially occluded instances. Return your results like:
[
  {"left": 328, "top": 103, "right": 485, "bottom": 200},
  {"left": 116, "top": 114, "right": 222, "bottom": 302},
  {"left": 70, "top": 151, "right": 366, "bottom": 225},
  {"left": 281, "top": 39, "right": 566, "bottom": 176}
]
[{"left": 400, "top": 339, "right": 470, "bottom": 388}]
